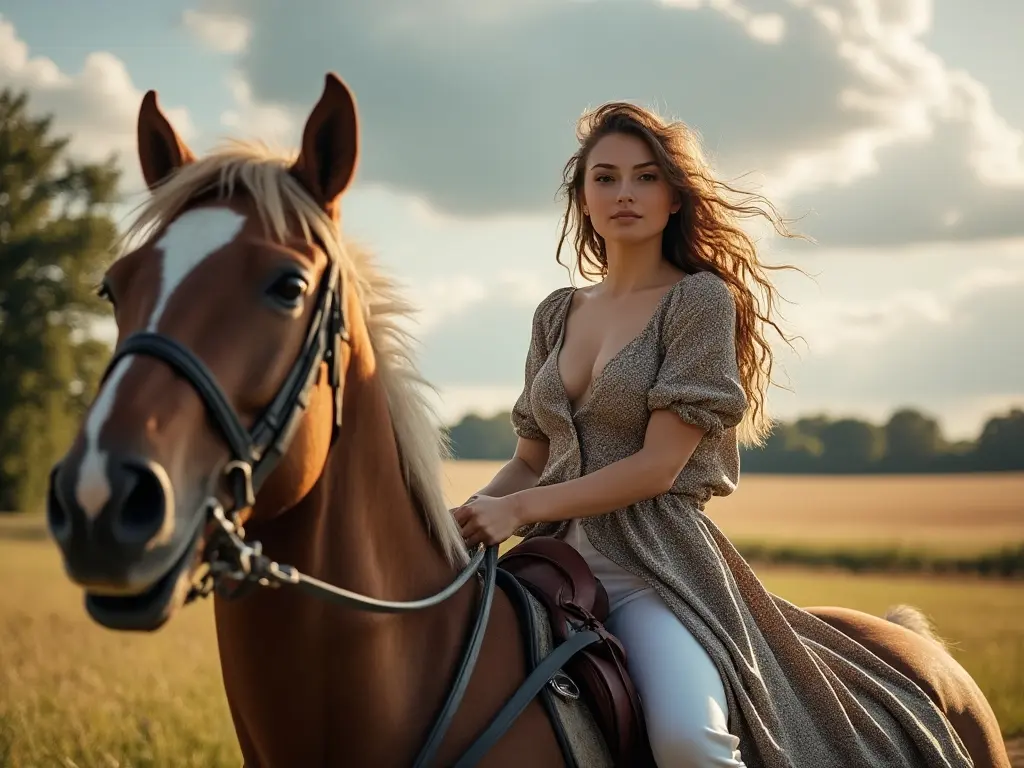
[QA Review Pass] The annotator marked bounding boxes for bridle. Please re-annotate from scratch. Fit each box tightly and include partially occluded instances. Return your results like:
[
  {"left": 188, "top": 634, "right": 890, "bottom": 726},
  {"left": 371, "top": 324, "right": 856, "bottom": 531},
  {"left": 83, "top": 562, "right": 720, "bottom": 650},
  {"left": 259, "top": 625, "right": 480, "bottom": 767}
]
[
  {"left": 99, "top": 236, "right": 497, "bottom": 767},
  {"left": 105, "top": 242, "right": 349, "bottom": 517}
]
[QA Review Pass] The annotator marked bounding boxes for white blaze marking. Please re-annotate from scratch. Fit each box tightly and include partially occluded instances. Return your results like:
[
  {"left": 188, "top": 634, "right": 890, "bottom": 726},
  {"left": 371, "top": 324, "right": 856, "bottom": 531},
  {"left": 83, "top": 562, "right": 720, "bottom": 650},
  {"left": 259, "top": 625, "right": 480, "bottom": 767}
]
[{"left": 75, "top": 208, "right": 247, "bottom": 519}]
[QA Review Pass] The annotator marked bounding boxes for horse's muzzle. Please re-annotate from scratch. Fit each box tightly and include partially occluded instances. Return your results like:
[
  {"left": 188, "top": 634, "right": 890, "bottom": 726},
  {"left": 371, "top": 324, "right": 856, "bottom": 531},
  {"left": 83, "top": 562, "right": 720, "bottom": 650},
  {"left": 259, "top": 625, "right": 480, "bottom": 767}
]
[{"left": 47, "top": 453, "right": 177, "bottom": 589}]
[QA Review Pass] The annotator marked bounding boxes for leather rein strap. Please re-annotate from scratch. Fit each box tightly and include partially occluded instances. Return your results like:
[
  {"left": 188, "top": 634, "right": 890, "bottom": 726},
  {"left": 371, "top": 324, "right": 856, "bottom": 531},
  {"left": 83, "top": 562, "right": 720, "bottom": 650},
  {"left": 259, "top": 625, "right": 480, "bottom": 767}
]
[{"left": 102, "top": 249, "right": 592, "bottom": 765}]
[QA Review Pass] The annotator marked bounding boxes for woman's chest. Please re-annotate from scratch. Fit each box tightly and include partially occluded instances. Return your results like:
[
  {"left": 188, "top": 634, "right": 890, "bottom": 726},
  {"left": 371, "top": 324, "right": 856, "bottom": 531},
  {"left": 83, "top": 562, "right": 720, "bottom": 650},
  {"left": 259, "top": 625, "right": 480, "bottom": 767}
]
[
  {"left": 556, "top": 298, "right": 664, "bottom": 406},
  {"left": 535, "top": 328, "right": 662, "bottom": 426}
]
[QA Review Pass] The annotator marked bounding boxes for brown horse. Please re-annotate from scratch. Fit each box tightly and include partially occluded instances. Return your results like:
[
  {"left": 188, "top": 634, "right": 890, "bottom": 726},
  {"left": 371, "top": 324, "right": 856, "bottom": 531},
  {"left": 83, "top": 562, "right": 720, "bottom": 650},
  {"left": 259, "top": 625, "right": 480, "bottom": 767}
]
[{"left": 46, "top": 72, "right": 1010, "bottom": 767}]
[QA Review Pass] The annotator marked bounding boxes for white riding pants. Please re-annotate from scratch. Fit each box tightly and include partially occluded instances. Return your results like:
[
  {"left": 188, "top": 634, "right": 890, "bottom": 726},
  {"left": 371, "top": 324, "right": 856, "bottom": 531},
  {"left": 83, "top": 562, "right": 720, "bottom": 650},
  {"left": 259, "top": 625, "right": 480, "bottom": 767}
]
[
  {"left": 562, "top": 520, "right": 745, "bottom": 766},
  {"left": 604, "top": 590, "right": 746, "bottom": 768}
]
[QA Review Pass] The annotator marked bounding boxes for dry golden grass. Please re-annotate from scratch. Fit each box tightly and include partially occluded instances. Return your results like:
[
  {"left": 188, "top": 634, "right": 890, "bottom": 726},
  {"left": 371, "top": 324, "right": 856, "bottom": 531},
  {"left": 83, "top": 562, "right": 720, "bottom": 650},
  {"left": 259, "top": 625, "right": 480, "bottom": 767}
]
[
  {"left": 1, "top": 465, "right": 1022, "bottom": 765},
  {"left": 0, "top": 539, "right": 236, "bottom": 767}
]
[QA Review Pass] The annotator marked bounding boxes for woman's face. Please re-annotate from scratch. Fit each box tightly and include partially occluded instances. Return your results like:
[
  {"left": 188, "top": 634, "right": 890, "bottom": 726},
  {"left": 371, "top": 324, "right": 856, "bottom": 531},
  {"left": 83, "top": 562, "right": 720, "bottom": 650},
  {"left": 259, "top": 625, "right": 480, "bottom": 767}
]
[{"left": 581, "top": 132, "right": 679, "bottom": 247}]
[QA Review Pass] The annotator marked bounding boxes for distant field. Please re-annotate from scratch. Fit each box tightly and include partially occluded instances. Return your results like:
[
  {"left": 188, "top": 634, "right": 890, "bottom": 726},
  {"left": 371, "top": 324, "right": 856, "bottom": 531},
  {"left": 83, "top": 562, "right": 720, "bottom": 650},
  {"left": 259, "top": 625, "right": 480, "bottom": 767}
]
[
  {"left": 445, "top": 462, "right": 1024, "bottom": 555},
  {"left": 2, "top": 466, "right": 1022, "bottom": 765}
]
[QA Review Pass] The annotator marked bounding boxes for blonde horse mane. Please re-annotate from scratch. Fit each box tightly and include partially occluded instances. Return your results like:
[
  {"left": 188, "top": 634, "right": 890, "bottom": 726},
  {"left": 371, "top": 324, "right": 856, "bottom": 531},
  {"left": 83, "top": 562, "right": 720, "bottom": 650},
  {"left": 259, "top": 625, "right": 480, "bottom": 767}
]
[{"left": 117, "top": 138, "right": 469, "bottom": 568}]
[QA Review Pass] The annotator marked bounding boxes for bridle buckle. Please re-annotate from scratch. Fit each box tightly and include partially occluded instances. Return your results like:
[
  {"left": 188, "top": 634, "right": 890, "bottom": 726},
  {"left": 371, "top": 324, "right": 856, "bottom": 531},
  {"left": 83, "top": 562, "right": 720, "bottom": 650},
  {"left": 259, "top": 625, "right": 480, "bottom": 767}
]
[{"left": 224, "top": 459, "right": 255, "bottom": 510}]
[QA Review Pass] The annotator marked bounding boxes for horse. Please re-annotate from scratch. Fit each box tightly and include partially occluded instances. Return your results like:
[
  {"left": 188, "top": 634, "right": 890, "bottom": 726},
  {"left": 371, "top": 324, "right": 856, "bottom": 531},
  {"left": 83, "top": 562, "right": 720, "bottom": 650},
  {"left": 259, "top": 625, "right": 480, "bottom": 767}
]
[{"left": 45, "top": 72, "right": 1010, "bottom": 767}]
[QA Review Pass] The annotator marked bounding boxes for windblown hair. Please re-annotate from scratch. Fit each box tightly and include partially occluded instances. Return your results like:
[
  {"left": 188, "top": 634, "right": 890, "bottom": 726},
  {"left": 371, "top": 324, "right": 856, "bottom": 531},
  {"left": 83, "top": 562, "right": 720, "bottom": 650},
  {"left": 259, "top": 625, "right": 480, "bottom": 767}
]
[
  {"left": 116, "top": 140, "right": 468, "bottom": 566},
  {"left": 555, "top": 103, "right": 807, "bottom": 446}
]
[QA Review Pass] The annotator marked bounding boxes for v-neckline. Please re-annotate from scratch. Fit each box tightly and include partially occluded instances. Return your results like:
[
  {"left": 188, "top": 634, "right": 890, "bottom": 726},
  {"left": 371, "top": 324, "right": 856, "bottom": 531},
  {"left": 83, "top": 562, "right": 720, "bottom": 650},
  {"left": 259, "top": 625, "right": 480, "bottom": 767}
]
[{"left": 553, "top": 278, "right": 684, "bottom": 419}]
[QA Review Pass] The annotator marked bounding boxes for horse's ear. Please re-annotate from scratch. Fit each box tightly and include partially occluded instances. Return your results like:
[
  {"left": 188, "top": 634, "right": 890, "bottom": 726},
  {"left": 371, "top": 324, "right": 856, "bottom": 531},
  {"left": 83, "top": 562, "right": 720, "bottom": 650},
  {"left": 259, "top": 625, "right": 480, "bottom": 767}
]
[
  {"left": 137, "top": 90, "right": 195, "bottom": 190},
  {"left": 290, "top": 73, "right": 359, "bottom": 217}
]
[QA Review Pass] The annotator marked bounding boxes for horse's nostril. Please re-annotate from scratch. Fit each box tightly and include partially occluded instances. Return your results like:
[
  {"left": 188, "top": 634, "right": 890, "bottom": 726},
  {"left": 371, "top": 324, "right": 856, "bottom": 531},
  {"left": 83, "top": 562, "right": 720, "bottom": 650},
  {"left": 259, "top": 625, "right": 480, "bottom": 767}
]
[
  {"left": 111, "top": 464, "right": 168, "bottom": 545},
  {"left": 46, "top": 463, "right": 72, "bottom": 543}
]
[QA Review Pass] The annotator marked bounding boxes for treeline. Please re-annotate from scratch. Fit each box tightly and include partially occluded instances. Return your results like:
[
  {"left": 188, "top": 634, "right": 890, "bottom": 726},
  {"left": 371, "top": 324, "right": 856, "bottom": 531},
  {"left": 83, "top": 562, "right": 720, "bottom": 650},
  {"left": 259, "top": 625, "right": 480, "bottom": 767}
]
[{"left": 445, "top": 406, "right": 1024, "bottom": 473}]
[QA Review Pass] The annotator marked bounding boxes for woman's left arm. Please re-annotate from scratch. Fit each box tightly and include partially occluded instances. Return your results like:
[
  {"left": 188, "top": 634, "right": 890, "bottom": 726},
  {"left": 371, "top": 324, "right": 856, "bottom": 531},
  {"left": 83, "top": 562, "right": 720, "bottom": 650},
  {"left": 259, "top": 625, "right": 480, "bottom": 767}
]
[{"left": 513, "top": 409, "right": 705, "bottom": 526}]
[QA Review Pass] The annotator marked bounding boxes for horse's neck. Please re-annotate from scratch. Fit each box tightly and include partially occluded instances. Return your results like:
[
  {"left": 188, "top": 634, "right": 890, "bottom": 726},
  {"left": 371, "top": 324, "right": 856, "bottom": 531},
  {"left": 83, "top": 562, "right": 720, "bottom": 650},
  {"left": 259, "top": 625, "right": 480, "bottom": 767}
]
[
  {"left": 319, "top": 358, "right": 457, "bottom": 601},
  {"left": 213, "top": 346, "right": 478, "bottom": 763}
]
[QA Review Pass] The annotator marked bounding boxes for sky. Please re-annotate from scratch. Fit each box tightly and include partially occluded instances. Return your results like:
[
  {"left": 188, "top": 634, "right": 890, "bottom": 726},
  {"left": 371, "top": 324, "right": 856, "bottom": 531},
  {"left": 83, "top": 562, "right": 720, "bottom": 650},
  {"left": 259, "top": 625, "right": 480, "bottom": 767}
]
[{"left": 2, "top": 0, "right": 1022, "bottom": 439}]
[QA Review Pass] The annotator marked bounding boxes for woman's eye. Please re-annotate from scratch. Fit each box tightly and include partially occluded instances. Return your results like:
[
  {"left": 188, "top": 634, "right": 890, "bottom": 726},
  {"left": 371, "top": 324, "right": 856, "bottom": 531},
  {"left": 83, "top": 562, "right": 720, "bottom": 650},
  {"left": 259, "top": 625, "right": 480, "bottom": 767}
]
[{"left": 267, "top": 273, "right": 309, "bottom": 307}]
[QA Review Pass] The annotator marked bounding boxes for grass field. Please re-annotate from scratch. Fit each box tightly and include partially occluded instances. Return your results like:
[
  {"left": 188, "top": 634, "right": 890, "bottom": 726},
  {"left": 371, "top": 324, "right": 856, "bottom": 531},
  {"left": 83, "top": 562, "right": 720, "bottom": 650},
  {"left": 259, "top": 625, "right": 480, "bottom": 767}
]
[{"left": 1, "top": 465, "right": 1022, "bottom": 766}]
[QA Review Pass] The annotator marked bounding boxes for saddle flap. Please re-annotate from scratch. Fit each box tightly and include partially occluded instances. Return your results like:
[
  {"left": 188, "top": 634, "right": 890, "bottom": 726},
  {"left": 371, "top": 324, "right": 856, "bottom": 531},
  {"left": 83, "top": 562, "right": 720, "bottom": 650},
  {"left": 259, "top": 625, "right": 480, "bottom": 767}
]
[
  {"left": 499, "top": 535, "right": 609, "bottom": 623},
  {"left": 567, "top": 647, "right": 647, "bottom": 763}
]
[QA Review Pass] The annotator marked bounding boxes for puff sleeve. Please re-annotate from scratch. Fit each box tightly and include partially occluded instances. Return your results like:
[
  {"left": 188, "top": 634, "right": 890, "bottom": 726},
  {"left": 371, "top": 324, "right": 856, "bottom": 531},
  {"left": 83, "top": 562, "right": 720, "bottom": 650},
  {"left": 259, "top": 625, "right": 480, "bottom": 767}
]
[
  {"left": 510, "top": 288, "right": 570, "bottom": 440},
  {"left": 647, "top": 272, "right": 748, "bottom": 438}
]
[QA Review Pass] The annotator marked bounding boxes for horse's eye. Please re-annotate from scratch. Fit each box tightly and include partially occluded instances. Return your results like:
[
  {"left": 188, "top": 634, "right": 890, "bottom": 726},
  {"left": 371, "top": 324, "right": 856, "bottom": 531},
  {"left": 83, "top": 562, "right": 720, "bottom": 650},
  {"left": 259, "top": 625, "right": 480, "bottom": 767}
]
[
  {"left": 96, "top": 280, "right": 115, "bottom": 307},
  {"left": 267, "top": 273, "right": 309, "bottom": 309}
]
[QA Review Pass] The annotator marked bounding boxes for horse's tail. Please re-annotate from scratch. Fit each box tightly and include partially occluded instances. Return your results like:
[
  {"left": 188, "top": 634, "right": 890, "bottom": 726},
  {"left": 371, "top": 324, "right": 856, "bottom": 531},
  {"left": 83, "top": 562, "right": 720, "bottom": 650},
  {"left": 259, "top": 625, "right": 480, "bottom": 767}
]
[{"left": 884, "top": 604, "right": 948, "bottom": 650}]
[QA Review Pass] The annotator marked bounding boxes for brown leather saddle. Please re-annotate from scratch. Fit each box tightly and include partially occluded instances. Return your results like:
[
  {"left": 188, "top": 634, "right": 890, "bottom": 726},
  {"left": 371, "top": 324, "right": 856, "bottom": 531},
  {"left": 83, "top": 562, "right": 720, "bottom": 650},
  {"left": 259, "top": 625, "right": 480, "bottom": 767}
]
[{"left": 499, "top": 536, "right": 655, "bottom": 767}]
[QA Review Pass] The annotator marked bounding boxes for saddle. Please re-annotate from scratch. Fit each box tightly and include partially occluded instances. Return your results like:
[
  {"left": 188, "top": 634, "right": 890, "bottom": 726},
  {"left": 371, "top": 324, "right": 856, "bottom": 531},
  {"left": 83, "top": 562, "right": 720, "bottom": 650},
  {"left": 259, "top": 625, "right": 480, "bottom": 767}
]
[{"left": 499, "top": 536, "right": 654, "bottom": 767}]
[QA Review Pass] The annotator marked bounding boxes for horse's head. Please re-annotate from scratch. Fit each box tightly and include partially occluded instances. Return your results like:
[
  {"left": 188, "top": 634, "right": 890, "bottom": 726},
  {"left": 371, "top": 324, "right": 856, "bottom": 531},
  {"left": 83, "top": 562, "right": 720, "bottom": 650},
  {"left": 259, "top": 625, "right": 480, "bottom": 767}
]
[{"left": 46, "top": 73, "right": 364, "bottom": 631}]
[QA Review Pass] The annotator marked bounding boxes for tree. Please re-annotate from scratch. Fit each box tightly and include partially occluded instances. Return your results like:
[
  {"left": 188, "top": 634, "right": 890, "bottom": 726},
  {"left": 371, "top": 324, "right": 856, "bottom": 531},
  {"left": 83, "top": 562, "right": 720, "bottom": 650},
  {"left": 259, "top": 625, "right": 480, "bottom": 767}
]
[
  {"left": 446, "top": 411, "right": 518, "bottom": 460},
  {"left": 818, "top": 418, "right": 885, "bottom": 473},
  {"left": 974, "top": 408, "right": 1024, "bottom": 471},
  {"left": 792, "top": 415, "right": 832, "bottom": 443},
  {"left": 881, "top": 408, "right": 945, "bottom": 471},
  {"left": 740, "top": 421, "right": 823, "bottom": 472},
  {"left": 0, "top": 88, "right": 120, "bottom": 512}
]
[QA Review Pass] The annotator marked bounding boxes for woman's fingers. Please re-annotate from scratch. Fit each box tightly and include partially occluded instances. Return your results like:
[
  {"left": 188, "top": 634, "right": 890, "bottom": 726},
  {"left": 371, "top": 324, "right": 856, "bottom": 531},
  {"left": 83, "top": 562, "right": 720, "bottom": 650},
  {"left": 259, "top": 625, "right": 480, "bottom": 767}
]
[{"left": 457, "top": 513, "right": 478, "bottom": 540}]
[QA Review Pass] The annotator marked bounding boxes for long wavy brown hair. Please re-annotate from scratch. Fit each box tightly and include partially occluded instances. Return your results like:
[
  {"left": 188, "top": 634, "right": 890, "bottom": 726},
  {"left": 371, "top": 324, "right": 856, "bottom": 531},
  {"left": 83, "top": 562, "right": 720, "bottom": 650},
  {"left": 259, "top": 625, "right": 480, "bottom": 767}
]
[{"left": 555, "top": 102, "right": 807, "bottom": 446}]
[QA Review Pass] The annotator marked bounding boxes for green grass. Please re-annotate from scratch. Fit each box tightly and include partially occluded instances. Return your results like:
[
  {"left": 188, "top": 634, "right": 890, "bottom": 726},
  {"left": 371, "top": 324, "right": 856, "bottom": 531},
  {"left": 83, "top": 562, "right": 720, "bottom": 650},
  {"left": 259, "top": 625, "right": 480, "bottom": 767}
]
[{"left": 1, "top": 532, "right": 1022, "bottom": 766}]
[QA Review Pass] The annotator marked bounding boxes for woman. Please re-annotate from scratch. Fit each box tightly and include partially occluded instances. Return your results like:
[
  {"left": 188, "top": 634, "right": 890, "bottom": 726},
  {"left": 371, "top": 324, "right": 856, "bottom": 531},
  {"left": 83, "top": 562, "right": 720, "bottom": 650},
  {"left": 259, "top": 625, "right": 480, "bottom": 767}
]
[{"left": 452, "top": 103, "right": 970, "bottom": 767}]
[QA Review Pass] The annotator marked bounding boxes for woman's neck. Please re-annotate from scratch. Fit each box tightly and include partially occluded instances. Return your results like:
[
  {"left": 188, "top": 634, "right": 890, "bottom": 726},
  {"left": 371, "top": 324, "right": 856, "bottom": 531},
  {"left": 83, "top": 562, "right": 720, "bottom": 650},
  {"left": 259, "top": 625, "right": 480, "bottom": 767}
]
[{"left": 601, "top": 234, "right": 677, "bottom": 294}]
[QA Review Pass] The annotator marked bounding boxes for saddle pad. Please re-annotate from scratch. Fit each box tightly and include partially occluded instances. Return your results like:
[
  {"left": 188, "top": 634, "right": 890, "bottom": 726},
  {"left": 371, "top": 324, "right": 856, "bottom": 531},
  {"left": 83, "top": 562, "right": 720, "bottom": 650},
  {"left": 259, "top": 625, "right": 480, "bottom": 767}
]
[{"left": 523, "top": 588, "right": 614, "bottom": 768}]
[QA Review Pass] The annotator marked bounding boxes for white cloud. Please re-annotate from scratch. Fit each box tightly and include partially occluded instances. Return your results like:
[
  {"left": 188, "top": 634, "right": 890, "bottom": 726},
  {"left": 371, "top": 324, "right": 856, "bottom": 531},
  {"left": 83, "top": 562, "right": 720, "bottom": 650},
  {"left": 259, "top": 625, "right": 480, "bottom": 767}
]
[
  {"left": 218, "top": 69, "right": 298, "bottom": 149},
  {"left": 181, "top": 9, "right": 252, "bottom": 54},
  {"left": 182, "top": 0, "right": 1024, "bottom": 247},
  {"left": 763, "top": 0, "right": 1024, "bottom": 244},
  {"left": 784, "top": 289, "right": 949, "bottom": 356},
  {"left": 404, "top": 275, "right": 490, "bottom": 332},
  {"left": 0, "top": 15, "right": 196, "bottom": 199},
  {"left": 745, "top": 13, "right": 786, "bottom": 43},
  {"left": 659, "top": 0, "right": 788, "bottom": 43},
  {"left": 767, "top": 251, "right": 1024, "bottom": 425}
]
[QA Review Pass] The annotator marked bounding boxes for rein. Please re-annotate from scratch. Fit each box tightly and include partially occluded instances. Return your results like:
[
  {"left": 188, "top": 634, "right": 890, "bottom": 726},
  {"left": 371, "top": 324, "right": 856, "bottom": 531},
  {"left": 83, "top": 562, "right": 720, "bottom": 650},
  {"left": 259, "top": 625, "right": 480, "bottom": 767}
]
[{"left": 193, "top": 496, "right": 490, "bottom": 614}]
